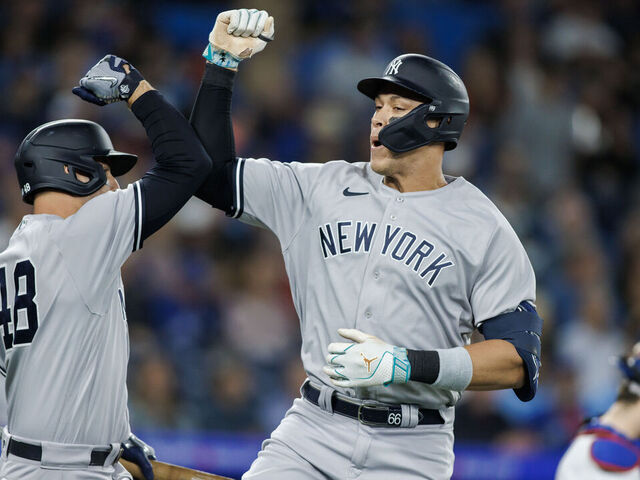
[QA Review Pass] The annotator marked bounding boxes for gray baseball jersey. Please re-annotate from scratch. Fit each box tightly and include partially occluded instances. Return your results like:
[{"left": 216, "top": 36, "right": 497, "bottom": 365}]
[
  {"left": 231, "top": 158, "right": 535, "bottom": 409},
  {"left": 0, "top": 181, "right": 143, "bottom": 445}
]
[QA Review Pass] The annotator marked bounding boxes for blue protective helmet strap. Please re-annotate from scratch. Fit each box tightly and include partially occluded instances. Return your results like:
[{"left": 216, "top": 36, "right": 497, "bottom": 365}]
[{"left": 479, "top": 305, "right": 543, "bottom": 402}]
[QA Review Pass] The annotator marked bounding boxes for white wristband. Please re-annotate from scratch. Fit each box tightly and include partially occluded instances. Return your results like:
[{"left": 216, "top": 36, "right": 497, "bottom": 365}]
[{"left": 433, "top": 347, "right": 473, "bottom": 391}]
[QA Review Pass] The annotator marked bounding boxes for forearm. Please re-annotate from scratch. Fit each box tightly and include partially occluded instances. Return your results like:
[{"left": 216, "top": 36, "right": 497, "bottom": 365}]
[
  {"left": 324, "top": 328, "right": 529, "bottom": 394},
  {"left": 407, "top": 339, "right": 525, "bottom": 391},
  {"left": 190, "top": 63, "right": 237, "bottom": 211},
  {"left": 131, "top": 90, "right": 213, "bottom": 240},
  {"left": 464, "top": 339, "right": 525, "bottom": 390},
  {"left": 127, "top": 80, "right": 154, "bottom": 107}
]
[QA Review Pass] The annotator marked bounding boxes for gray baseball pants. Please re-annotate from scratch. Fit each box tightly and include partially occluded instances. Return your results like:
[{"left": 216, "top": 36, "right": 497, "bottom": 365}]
[{"left": 243, "top": 395, "right": 455, "bottom": 480}]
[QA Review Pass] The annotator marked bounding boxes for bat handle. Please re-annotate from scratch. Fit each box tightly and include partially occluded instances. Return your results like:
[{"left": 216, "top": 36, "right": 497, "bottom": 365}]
[{"left": 120, "top": 459, "right": 145, "bottom": 480}]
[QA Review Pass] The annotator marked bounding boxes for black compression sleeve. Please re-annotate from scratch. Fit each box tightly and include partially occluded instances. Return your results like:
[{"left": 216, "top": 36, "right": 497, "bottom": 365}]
[
  {"left": 407, "top": 349, "right": 440, "bottom": 384},
  {"left": 131, "top": 90, "right": 213, "bottom": 241},
  {"left": 190, "top": 63, "right": 237, "bottom": 213}
]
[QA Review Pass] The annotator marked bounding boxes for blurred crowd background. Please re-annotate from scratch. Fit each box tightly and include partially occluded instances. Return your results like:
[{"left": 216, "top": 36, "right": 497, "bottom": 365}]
[{"left": 1, "top": 0, "right": 640, "bottom": 472}]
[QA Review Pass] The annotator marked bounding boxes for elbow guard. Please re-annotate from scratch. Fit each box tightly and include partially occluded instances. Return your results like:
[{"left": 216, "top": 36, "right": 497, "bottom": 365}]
[{"left": 479, "top": 301, "right": 543, "bottom": 402}]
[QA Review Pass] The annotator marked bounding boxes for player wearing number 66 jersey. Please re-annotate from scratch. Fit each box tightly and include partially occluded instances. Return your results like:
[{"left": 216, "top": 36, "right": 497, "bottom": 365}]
[
  {"left": 0, "top": 55, "right": 211, "bottom": 480},
  {"left": 190, "top": 8, "right": 542, "bottom": 480}
]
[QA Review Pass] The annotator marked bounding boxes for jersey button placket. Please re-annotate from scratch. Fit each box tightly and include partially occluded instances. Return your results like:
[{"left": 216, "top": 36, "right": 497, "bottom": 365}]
[
  {"left": 390, "top": 197, "right": 403, "bottom": 221},
  {"left": 355, "top": 194, "right": 393, "bottom": 329}
]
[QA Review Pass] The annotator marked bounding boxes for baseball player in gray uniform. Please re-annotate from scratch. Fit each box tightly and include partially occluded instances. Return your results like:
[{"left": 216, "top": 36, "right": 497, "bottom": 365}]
[
  {"left": 555, "top": 343, "right": 640, "bottom": 479},
  {"left": 0, "top": 55, "right": 212, "bottom": 479},
  {"left": 190, "top": 9, "right": 542, "bottom": 479}
]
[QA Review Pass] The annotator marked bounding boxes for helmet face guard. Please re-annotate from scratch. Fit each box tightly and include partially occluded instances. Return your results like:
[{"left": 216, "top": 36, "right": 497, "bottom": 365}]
[
  {"left": 379, "top": 103, "right": 468, "bottom": 153},
  {"left": 15, "top": 119, "right": 137, "bottom": 204},
  {"left": 358, "top": 53, "right": 470, "bottom": 153}
]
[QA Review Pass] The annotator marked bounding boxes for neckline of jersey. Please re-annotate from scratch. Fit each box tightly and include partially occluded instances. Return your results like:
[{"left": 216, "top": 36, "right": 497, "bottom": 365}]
[
  {"left": 374, "top": 170, "right": 466, "bottom": 198},
  {"left": 24, "top": 214, "right": 64, "bottom": 221}
]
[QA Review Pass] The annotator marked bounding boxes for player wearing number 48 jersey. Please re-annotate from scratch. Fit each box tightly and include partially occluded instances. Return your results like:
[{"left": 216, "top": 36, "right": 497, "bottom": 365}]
[
  {"left": 0, "top": 55, "right": 212, "bottom": 479},
  {"left": 191, "top": 8, "right": 542, "bottom": 480}
]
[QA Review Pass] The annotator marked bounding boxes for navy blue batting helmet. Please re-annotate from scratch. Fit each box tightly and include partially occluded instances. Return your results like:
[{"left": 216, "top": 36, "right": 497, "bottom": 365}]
[
  {"left": 618, "top": 346, "right": 640, "bottom": 385},
  {"left": 15, "top": 119, "right": 137, "bottom": 204},
  {"left": 358, "top": 53, "right": 469, "bottom": 152}
]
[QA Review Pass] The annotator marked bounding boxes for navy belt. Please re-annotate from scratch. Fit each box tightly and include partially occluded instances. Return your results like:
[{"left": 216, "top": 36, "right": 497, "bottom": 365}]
[
  {"left": 7, "top": 438, "right": 119, "bottom": 466},
  {"left": 302, "top": 381, "right": 443, "bottom": 427}
]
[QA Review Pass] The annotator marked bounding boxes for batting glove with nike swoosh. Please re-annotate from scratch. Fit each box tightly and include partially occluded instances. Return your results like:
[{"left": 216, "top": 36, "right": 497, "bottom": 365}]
[
  {"left": 121, "top": 433, "right": 156, "bottom": 480},
  {"left": 72, "top": 55, "right": 144, "bottom": 106},
  {"left": 322, "top": 328, "right": 411, "bottom": 388},
  {"left": 203, "top": 8, "right": 274, "bottom": 69}
]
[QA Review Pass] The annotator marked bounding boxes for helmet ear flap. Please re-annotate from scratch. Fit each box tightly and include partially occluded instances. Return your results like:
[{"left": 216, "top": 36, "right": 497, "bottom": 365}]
[
  {"left": 19, "top": 155, "right": 108, "bottom": 204},
  {"left": 68, "top": 164, "right": 95, "bottom": 183}
]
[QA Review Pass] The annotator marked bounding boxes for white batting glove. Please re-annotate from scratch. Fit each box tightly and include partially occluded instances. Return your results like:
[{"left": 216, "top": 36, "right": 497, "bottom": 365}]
[
  {"left": 203, "top": 8, "right": 275, "bottom": 69},
  {"left": 322, "top": 329, "right": 411, "bottom": 388}
]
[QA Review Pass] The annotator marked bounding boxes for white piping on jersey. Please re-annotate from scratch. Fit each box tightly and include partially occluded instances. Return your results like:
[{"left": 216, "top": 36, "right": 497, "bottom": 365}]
[
  {"left": 133, "top": 181, "right": 143, "bottom": 251},
  {"left": 232, "top": 158, "right": 245, "bottom": 219}
]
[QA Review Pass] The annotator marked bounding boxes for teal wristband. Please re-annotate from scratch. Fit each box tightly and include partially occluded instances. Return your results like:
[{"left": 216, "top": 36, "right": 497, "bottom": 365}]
[{"left": 202, "top": 44, "right": 242, "bottom": 69}]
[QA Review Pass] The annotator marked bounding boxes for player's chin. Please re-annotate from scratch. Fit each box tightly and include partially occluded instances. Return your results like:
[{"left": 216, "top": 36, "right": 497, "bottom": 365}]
[{"left": 370, "top": 148, "right": 393, "bottom": 174}]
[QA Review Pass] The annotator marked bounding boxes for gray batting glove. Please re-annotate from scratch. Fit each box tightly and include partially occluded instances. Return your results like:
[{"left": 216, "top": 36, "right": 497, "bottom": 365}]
[{"left": 72, "top": 55, "right": 144, "bottom": 106}]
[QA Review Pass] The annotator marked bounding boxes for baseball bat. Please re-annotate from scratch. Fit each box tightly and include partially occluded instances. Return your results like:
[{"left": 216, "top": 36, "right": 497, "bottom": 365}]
[{"left": 120, "top": 458, "right": 234, "bottom": 480}]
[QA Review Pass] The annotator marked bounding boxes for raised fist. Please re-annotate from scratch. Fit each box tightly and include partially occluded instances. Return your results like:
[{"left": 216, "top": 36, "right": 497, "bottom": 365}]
[
  {"left": 204, "top": 8, "right": 274, "bottom": 68},
  {"left": 72, "top": 55, "right": 144, "bottom": 106}
]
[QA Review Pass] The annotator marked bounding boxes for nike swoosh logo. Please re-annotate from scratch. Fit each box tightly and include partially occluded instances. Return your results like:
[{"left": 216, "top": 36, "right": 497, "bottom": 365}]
[
  {"left": 343, "top": 187, "right": 369, "bottom": 197},
  {"left": 92, "top": 76, "right": 118, "bottom": 87}
]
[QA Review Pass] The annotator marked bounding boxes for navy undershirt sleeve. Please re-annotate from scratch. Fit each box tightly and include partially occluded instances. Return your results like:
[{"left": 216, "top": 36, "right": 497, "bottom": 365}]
[
  {"left": 131, "top": 90, "right": 213, "bottom": 241},
  {"left": 189, "top": 63, "right": 237, "bottom": 213}
]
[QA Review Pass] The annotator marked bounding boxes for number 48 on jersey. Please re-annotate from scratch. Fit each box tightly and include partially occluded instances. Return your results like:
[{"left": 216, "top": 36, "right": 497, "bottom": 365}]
[{"left": 0, "top": 260, "right": 39, "bottom": 350}]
